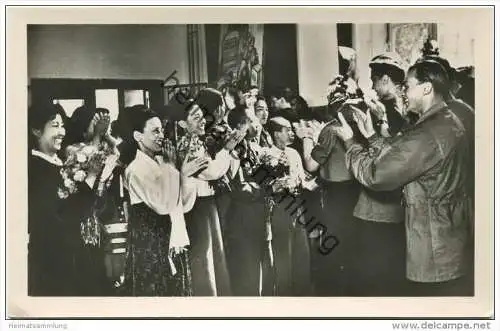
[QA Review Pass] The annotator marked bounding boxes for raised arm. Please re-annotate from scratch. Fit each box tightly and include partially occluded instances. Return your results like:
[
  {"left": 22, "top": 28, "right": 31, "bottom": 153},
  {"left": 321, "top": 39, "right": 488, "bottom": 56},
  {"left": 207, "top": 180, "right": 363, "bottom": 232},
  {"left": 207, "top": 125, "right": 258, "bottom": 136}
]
[
  {"left": 309, "top": 126, "right": 338, "bottom": 172},
  {"left": 195, "top": 148, "right": 232, "bottom": 181},
  {"left": 345, "top": 127, "right": 443, "bottom": 191}
]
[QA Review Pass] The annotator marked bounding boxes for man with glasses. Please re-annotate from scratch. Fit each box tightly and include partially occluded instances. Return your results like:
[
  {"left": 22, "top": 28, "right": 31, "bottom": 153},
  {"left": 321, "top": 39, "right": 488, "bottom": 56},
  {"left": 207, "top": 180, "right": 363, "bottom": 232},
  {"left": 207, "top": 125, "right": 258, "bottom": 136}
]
[{"left": 333, "top": 60, "right": 474, "bottom": 296}]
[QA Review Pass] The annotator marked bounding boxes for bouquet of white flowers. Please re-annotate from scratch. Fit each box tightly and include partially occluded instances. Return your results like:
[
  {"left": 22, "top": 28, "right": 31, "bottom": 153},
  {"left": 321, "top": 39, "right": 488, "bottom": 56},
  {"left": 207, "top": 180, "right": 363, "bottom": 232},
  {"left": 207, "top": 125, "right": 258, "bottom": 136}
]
[{"left": 59, "top": 142, "right": 119, "bottom": 246}]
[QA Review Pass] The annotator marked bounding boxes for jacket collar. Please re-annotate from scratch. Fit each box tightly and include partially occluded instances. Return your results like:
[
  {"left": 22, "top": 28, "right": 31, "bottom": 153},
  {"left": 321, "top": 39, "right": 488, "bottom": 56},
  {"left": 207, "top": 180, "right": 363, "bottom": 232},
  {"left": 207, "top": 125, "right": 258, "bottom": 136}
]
[
  {"left": 416, "top": 101, "right": 448, "bottom": 125},
  {"left": 31, "top": 149, "right": 63, "bottom": 166}
]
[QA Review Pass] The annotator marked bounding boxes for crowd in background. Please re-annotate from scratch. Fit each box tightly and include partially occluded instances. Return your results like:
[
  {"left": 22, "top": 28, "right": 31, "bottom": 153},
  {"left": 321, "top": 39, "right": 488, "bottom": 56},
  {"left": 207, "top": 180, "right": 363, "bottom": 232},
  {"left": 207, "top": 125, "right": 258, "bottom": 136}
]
[{"left": 27, "top": 48, "right": 475, "bottom": 297}]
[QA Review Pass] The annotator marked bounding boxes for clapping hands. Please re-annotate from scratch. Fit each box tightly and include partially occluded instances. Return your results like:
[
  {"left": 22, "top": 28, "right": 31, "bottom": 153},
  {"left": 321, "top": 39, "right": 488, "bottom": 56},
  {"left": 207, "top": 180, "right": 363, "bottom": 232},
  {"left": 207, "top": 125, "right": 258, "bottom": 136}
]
[
  {"left": 224, "top": 128, "right": 247, "bottom": 151},
  {"left": 180, "top": 155, "right": 209, "bottom": 177},
  {"left": 162, "top": 138, "right": 177, "bottom": 164},
  {"left": 88, "top": 112, "right": 111, "bottom": 138}
]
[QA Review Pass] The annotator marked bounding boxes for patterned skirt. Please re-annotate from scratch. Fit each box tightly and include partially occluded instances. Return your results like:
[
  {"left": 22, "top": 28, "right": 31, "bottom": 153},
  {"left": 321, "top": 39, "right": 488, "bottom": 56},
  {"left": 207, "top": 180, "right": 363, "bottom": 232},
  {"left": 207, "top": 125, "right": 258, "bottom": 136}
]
[{"left": 121, "top": 203, "right": 192, "bottom": 296}]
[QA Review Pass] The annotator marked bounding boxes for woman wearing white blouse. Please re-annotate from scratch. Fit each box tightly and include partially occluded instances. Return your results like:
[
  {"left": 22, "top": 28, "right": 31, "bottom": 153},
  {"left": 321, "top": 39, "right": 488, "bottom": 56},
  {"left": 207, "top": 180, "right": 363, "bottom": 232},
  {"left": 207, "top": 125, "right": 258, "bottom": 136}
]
[
  {"left": 122, "top": 109, "right": 208, "bottom": 296},
  {"left": 177, "top": 102, "right": 245, "bottom": 296}
]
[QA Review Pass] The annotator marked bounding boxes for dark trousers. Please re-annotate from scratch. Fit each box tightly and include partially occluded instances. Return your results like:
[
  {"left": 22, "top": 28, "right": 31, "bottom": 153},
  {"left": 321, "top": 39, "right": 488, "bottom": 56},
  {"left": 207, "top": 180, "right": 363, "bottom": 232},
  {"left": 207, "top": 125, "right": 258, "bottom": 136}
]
[
  {"left": 225, "top": 199, "right": 266, "bottom": 296},
  {"left": 216, "top": 193, "right": 232, "bottom": 242},
  {"left": 406, "top": 275, "right": 474, "bottom": 296},
  {"left": 313, "top": 180, "right": 361, "bottom": 296},
  {"left": 355, "top": 218, "right": 407, "bottom": 296}
]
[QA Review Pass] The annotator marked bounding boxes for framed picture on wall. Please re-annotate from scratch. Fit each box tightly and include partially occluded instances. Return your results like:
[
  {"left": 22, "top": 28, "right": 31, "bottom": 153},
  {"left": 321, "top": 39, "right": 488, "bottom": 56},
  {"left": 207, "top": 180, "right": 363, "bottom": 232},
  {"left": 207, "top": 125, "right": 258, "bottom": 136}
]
[
  {"left": 217, "top": 24, "right": 264, "bottom": 91},
  {"left": 388, "top": 23, "right": 438, "bottom": 65}
]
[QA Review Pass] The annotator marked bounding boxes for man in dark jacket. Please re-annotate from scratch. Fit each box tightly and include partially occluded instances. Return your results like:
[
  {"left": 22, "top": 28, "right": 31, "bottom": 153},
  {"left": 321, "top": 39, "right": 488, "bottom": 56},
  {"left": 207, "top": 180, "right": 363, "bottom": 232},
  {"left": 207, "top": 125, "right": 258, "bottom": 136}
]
[
  {"left": 417, "top": 56, "right": 475, "bottom": 211},
  {"left": 333, "top": 60, "right": 474, "bottom": 296}
]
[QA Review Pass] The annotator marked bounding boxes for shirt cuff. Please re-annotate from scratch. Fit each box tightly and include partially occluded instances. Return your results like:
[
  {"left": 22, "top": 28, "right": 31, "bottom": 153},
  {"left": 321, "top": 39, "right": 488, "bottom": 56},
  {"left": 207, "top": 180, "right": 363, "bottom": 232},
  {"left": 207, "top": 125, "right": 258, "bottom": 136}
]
[
  {"left": 344, "top": 138, "right": 355, "bottom": 149},
  {"left": 217, "top": 148, "right": 231, "bottom": 160}
]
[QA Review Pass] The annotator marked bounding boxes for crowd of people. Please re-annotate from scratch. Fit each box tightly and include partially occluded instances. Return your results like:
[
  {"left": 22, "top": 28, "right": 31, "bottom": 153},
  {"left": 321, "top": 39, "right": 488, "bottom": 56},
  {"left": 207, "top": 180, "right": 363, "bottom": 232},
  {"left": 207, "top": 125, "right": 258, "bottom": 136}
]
[{"left": 27, "top": 50, "right": 475, "bottom": 297}]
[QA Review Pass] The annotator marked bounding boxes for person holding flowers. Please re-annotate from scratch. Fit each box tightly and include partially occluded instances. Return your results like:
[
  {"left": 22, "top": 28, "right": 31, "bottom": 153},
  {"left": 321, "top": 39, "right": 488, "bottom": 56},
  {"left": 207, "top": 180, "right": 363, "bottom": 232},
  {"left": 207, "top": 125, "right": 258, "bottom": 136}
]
[
  {"left": 175, "top": 99, "right": 246, "bottom": 296},
  {"left": 263, "top": 116, "right": 317, "bottom": 296},
  {"left": 224, "top": 107, "right": 269, "bottom": 296},
  {"left": 60, "top": 106, "right": 120, "bottom": 295},
  {"left": 28, "top": 103, "right": 107, "bottom": 295}
]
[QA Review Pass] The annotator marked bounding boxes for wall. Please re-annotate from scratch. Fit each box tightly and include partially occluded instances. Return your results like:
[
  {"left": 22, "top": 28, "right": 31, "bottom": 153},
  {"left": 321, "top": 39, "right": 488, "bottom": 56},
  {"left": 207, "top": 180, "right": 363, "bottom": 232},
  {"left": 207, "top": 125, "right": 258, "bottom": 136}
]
[
  {"left": 296, "top": 24, "right": 339, "bottom": 107},
  {"left": 352, "top": 23, "right": 475, "bottom": 91},
  {"left": 438, "top": 22, "right": 475, "bottom": 68},
  {"left": 353, "top": 24, "right": 388, "bottom": 92},
  {"left": 28, "top": 25, "right": 193, "bottom": 83}
]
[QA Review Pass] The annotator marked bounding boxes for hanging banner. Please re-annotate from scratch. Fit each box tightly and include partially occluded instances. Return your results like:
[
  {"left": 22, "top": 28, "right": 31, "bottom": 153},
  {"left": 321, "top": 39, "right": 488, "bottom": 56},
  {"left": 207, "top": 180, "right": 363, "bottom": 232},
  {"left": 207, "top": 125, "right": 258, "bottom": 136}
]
[{"left": 217, "top": 24, "right": 264, "bottom": 91}]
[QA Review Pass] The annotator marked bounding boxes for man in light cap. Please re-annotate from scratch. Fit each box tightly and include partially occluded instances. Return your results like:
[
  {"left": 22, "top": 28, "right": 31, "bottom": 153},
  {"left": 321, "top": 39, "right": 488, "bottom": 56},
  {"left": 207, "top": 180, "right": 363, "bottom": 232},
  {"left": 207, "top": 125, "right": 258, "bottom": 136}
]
[
  {"left": 348, "top": 51, "right": 410, "bottom": 296},
  {"left": 367, "top": 52, "right": 408, "bottom": 136}
]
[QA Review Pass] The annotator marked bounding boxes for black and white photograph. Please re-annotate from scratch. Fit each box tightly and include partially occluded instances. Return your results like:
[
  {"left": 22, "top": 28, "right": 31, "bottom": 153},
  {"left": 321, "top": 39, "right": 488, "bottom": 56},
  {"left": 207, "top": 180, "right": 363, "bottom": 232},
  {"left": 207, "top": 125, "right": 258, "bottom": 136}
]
[{"left": 4, "top": 5, "right": 495, "bottom": 319}]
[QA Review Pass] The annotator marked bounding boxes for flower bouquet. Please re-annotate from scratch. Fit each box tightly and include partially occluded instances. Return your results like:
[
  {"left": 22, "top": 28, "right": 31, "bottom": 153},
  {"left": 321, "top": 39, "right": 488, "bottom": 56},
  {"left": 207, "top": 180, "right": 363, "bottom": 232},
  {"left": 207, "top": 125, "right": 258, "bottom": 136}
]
[
  {"left": 258, "top": 147, "right": 301, "bottom": 196},
  {"left": 59, "top": 142, "right": 117, "bottom": 246},
  {"left": 177, "top": 132, "right": 234, "bottom": 194},
  {"left": 231, "top": 140, "right": 265, "bottom": 202},
  {"left": 327, "top": 74, "right": 368, "bottom": 124},
  {"left": 58, "top": 143, "right": 112, "bottom": 198},
  {"left": 205, "top": 124, "right": 236, "bottom": 194}
]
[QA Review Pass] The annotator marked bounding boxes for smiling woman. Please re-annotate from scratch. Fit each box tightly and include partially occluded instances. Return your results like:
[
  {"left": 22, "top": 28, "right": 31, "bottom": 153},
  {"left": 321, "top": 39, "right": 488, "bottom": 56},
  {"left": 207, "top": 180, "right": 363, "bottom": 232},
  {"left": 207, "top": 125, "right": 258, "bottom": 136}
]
[
  {"left": 120, "top": 109, "right": 210, "bottom": 296},
  {"left": 27, "top": 103, "right": 101, "bottom": 296}
]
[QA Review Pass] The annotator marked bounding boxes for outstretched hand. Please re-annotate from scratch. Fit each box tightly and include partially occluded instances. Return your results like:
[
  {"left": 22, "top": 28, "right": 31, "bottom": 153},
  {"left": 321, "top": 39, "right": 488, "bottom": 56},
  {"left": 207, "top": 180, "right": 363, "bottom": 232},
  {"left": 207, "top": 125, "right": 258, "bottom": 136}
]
[
  {"left": 332, "top": 112, "right": 354, "bottom": 142},
  {"left": 352, "top": 107, "right": 376, "bottom": 139}
]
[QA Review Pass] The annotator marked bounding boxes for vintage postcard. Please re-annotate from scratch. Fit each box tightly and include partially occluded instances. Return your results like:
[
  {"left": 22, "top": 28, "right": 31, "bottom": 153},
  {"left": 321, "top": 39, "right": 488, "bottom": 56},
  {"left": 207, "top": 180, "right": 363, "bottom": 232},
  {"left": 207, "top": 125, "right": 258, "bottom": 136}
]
[{"left": 4, "top": 5, "right": 494, "bottom": 318}]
